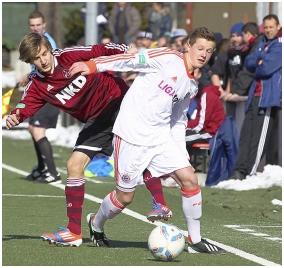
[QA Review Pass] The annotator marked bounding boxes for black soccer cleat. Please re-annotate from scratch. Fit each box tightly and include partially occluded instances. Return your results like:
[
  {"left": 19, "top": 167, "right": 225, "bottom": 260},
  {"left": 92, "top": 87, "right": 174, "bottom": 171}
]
[
  {"left": 86, "top": 213, "right": 110, "bottom": 247},
  {"left": 35, "top": 172, "right": 61, "bottom": 184},
  {"left": 188, "top": 238, "right": 226, "bottom": 254},
  {"left": 26, "top": 166, "right": 48, "bottom": 181}
]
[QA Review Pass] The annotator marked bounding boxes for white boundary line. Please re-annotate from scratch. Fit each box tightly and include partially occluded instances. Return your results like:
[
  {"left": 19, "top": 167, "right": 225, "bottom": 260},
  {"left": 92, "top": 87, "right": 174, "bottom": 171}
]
[
  {"left": 2, "top": 163, "right": 281, "bottom": 266},
  {"left": 3, "top": 193, "right": 65, "bottom": 198},
  {"left": 224, "top": 225, "right": 282, "bottom": 243}
]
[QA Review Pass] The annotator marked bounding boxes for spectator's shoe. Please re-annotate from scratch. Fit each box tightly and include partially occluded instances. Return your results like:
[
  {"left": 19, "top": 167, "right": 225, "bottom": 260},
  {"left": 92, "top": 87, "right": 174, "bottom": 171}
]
[
  {"left": 146, "top": 200, "right": 173, "bottom": 222},
  {"left": 187, "top": 238, "right": 226, "bottom": 254},
  {"left": 228, "top": 170, "right": 246, "bottom": 181},
  {"left": 86, "top": 213, "right": 110, "bottom": 247},
  {"left": 41, "top": 227, "right": 82, "bottom": 247},
  {"left": 26, "top": 167, "right": 47, "bottom": 181},
  {"left": 35, "top": 172, "right": 61, "bottom": 184}
]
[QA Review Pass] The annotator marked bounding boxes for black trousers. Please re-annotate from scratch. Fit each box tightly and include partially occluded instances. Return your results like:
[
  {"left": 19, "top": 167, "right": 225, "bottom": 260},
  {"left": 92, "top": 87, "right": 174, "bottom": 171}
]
[{"left": 235, "top": 97, "right": 279, "bottom": 176}]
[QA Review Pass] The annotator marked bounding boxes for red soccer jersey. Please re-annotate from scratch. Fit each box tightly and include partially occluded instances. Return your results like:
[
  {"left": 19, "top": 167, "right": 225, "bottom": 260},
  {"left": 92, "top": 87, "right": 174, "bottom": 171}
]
[{"left": 12, "top": 43, "right": 129, "bottom": 123}]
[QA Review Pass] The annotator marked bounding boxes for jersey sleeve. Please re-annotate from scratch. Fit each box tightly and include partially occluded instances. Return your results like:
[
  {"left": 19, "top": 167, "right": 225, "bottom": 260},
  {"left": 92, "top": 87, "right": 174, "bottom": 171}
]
[
  {"left": 93, "top": 48, "right": 175, "bottom": 73},
  {"left": 54, "top": 43, "right": 129, "bottom": 64},
  {"left": 10, "top": 81, "right": 46, "bottom": 123}
]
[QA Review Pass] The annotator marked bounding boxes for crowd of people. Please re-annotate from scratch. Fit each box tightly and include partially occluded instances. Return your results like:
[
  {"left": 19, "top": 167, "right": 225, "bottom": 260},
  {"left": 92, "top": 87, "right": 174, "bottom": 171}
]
[{"left": 5, "top": 4, "right": 281, "bottom": 254}]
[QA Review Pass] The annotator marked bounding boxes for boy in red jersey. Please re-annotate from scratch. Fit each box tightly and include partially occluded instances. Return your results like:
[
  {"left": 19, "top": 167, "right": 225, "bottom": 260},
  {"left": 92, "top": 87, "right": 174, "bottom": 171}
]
[{"left": 6, "top": 32, "right": 129, "bottom": 247}]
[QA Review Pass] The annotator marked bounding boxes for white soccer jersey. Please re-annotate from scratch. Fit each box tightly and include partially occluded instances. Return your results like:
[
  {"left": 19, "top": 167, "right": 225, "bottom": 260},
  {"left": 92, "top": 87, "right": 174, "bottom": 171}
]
[
  {"left": 94, "top": 48, "right": 198, "bottom": 146},
  {"left": 170, "top": 95, "right": 192, "bottom": 141}
]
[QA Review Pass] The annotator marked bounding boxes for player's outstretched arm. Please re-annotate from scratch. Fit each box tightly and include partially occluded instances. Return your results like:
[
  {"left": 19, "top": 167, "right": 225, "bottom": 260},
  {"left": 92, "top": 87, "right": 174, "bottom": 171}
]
[
  {"left": 69, "top": 48, "right": 169, "bottom": 77},
  {"left": 6, "top": 109, "right": 20, "bottom": 129}
]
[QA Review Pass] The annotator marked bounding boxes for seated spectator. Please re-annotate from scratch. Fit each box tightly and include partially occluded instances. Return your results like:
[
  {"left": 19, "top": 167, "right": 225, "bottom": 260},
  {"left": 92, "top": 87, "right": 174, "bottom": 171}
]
[
  {"left": 157, "top": 33, "right": 171, "bottom": 48},
  {"left": 135, "top": 31, "right": 154, "bottom": 50},
  {"left": 170, "top": 28, "right": 188, "bottom": 52},
  {"left": 186, "top": 83, "right": 226, "bottom": 152}
]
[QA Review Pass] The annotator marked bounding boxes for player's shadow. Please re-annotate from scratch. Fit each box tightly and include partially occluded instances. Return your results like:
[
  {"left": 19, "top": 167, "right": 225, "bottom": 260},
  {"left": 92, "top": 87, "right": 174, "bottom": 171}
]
[
  {"left": 84, "top": 238, "right": 147, "bottom": 249},
  {"left": 147, "top": 259, "right": 182, "bottom": 263},
  {"left": 3, "top": 234, "right": 40, "bottom": 241}
]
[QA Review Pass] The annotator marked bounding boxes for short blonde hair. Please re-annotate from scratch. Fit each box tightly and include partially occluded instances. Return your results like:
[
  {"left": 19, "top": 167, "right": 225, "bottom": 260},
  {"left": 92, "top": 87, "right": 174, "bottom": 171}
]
[{"left": 19, "top": 32, "right": 52, "bottom": 63}]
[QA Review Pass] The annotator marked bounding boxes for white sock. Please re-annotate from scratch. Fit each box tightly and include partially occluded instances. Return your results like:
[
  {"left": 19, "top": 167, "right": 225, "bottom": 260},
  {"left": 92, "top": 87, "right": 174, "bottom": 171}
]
[
  {"left": 93, "top": 190, "right": 125, "bottom": 232},
  {"left": 182, "top": 191, "right": 202, "bottom": 244}
]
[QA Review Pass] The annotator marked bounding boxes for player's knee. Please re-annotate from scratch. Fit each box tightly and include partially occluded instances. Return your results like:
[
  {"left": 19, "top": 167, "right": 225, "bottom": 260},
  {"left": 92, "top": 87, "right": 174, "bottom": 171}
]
[
  {"left": 180, "top": 173, "right": 198, "bottom": 190},
  {"left": 28, "top": 125, "right": 34, "bottom": 135},
  {"left": 67, "top": 157, "right": 85, "bottom": 176},
  {"left": 115, "top": 189, "right": 134, "bottom": 206}
]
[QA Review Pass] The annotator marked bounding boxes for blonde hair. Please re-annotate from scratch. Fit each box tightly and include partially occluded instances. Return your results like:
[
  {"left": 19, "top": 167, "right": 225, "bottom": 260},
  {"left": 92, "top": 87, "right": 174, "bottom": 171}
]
[{"left": 19, "top": 32, "right": 52, "bottom": 63}]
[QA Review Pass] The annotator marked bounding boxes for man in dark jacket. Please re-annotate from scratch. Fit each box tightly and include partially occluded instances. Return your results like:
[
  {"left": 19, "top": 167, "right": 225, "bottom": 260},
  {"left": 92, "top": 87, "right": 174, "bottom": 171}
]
[{"left": 230, "top": 14, "right": 282, "bottom": 180}]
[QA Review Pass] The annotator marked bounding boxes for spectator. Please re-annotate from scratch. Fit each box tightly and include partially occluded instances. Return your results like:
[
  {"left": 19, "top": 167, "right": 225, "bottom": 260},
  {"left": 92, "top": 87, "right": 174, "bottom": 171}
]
[
  {"left": 210, "top": 38, "right": 230, "bottom": 89},
  {"left": 186, "top": 65, "right": 225, "bottom": 149},
  {"left": 108, "top": 2, "right": 141, "bottom": 44},
  {"left": 229, "top": 14, "right": 282, "bottom": 180},
  {"left": 148, "top": 3, "right": 172, "bottom": 40},
  {"left": 186, "top": 87, "right": 225, "bottom": 149},
  {"left": 225, "top": 22, "right": 261, "bottom": 102},
  {"left": 170, "top": 28, "right": 188, "bottom": 52},
  {"left": 24, "top": 10, "right": 61, "bottom": 183},
  {"left": 135, "top": 31, "right": 154, "bottom": 50},
  {"left": 100, "top": 35, "right": 112, "bottom": 45},
  {"left": 157, "top": 33, "right": 171, "bottom": 48}
]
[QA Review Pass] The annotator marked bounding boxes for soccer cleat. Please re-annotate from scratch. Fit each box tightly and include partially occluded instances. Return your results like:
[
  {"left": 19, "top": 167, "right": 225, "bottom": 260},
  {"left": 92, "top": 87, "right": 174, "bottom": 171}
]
[
  {"left": 41, "top": 227, "right": 82, "bottom": 247},
  {"left": 146, "top": 200, "right": 173, "bottom": 222},
  {"left": 26, "top": 166, "right": 47, "bottom": 181},
  {"left": 35, "top": 172, "right": 61, "bottom": 184},
  {"left": 187, "top": 238, "right": 226, "bottom": 254},
  {"left": 86, "top": 213, "right": 110, "bottom": 247}
]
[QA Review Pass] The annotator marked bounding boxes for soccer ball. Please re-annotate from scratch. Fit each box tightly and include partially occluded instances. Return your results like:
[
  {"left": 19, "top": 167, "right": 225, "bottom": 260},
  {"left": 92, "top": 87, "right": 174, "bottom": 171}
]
[{"left": 148, "top": 224, "right": 185, "bottom": 261}]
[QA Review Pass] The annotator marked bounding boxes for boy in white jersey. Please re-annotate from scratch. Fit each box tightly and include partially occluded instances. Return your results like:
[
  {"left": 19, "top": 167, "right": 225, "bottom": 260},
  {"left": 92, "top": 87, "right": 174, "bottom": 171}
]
[{"left": 69, "top": 27, "right": 224, "bottom": 253}]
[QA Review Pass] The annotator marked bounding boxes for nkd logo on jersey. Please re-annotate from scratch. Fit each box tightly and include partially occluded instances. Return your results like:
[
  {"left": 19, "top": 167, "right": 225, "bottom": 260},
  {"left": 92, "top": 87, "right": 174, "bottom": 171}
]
[{"left": 55, "top": 75, "right": 86, "bottom": 104}]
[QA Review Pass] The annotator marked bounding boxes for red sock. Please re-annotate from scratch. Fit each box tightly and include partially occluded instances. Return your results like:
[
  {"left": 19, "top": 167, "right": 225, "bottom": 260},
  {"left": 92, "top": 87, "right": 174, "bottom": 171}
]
[
  {"left": 65, "top": 178, "right": 85, "bottom": 235},
  {"left": 143, "top": 170, "right": 167, "bottom": 206}
]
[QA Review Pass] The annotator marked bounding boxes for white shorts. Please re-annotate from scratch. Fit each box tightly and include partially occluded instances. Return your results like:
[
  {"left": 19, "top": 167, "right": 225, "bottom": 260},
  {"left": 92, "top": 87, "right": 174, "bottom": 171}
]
[{"left": 113, "top": 135, "right": 190, "bottom": 192}]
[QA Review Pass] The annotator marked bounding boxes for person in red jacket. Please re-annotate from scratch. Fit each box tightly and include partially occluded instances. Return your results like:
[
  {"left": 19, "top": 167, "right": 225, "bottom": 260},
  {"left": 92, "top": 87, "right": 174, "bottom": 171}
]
[
  {"left": 186, "top": 83, "right": 226, "bottom": 148},
  {"left": 6, "top": 32, "right": 129, "bottom": 247}
]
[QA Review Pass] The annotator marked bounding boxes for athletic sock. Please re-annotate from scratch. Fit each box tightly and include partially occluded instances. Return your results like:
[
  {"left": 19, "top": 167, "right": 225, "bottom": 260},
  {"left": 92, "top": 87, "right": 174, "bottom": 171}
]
[
  {"left": 143, "top": 170, "right": 167, "bottom": 207},
  {"left": 181, "top": 186, "right": 202, "bottom": 244},
  {"left": 32, "top": 138, "right": 45, "bottom": 171},
  {"left": 65, "top": 178, "right": 85, "bottom": 235},
  {"left": 93, "top": 190, "right": 125, "bottom": 232},
  {"left": 37, "top": 137, "right": 58, "bottom": 176}
]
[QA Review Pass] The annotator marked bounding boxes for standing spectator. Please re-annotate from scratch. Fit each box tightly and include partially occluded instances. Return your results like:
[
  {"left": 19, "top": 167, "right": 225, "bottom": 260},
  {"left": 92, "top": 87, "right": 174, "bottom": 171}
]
[
  {"left": 224, "top": 22, "right": 262, "bottom": 102},
  {"left": 22, "top": 10, "right": 61, "bottom": 183},
  {"left": 108, "top": 3, "right": 141, "bottom": 44},
  {"left": 223, "top": 23, "right": 246, "bottom": 117},
  {"left": 148, "top": 3, "right": 172, "bottom": 40},
  {"left": 210, "top": 38, "right": 230, "bottom": 89},
  {"left": 229, "top": 14, "right": 282, "bottom": 180}
]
